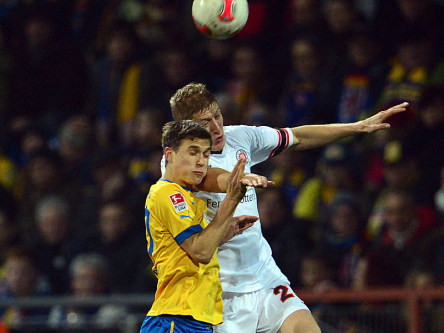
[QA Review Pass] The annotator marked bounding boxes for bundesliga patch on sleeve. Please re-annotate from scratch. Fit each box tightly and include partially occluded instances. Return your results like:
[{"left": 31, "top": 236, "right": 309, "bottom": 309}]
[{"left": 169, "top": 192, "right": 189, "bottom": 213}]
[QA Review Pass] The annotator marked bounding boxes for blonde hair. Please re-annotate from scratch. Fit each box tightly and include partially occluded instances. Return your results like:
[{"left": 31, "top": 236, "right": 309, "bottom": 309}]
[{"left": 169, "top": 83, "right": 217, "bottom": 121}]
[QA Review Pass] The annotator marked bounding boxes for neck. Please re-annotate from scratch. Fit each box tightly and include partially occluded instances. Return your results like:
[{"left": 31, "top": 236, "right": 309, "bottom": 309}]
[{"left": 163, "top": 169, "right": 189, "bottom": 188}]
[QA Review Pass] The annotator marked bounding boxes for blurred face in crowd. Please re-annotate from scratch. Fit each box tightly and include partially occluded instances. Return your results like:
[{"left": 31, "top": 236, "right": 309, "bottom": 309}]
[
  {"left": 258, "top": 189, "right": 287, "bottom": 229},
  {"left": 59, "top": 116, "right": 92, "bottom": 163},
  {"left": 330, "top": 203, "right": 359, "bottom": 237},
  {"left": 132, "top": 111, "right": 162, "bottom": 147},
  {"left": 162, "top": 50, "right": 194, "bottom": 86},
  {"left": 383, "top": 192, "right": 413, "bottom": 232},
  {"left": 421, "top": 100, "right": 444, "bottom": 129},
  {"left": 107, "top": 32, "right": 134, "bottom": 65},
  {"left": 37, "top": 206, "right": 70, "bottom": 245},
  {"left": 5, "top": 257, "right": 38, "bottom": 297},
  {"left": 383, "top": 161, "right": 415, "bottom": 188},
  {"left": 29, "top": 157, "right": 59, "bottom": 190},
  {"left": 324, "top": 0, "right": 356, "bottom": 34},
  {"left": 348, "top": 37, "right": 378, "bottom": 69},
  {"left": 396, "top": 0, "right": 427, "bottom": 22},
  {"left": 72, "top": 265, "right": 105, "bottom": 296},
  {"left": 291, "top": 0, "right": 320, "bottom": 27},
  {"left": 25, "top": 18, "right": 53, "bottom": 48},
  {"left": 99, "top": 203, "right": 129, "bottom": 243},
  {"left": 398, "top": 39, "right": 431, "bottom": 71},
  {"left": 232, "top": 46, "right": 261, "bottom": 83},
  {"left": 21, "top": 131, "right": 46, "bottom": 156},
  {"left": 300, "top": 258, "right": 330, "bottom": 289},
  {"left": 291, "top": 39, "right": 319, "bottom": 80},
  {"left": 321, "top": 163, "right": 350, "bottom": 188}
]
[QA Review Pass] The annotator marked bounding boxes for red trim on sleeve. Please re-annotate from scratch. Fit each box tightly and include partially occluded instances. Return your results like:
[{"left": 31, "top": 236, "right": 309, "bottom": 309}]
[{"left": 269, "top": 129, "right": 282, "bottom": 159}]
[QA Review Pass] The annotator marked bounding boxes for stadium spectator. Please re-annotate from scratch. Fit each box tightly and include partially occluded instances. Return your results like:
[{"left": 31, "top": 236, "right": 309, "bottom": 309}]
[
  {"left": 365, "top": 189, "right": 439, "bottom": 286},
  {"left": 7, "top": 6, "right": 88, "bottom": 138},
  {"left": 27, "top": 195, "right": 87, "bottom": 294},
  {"left": 265, "top": 148, "right": 313, "bottom": 207},
  {"left": 219, "top": 43, "right": 271, "bottom": 125},
  {"left": 0, "top": 247, "right": 52, "bottom": 328},
  {"left": 336, "top": 26, "right": 388, "bottom": 124},
  {"left": 48, "top": 253, "right": 128, "bottom": 329},
  {"left": 86, "top": 200, "right": 148, "bottom": 294},
  {"left": 293, "top": 143, "right": 360, "bottom": 227},
  {"left": 278, "top": 35, "right": 340, "bottom": 126},
  {"left": 317, "top": 191, "right": 368, "bottom": 286},
  {"left": 0, "top": 210, "right": 19, "bottom": 267},
  {"left": 88, "top": 22, "right": 144, "bottom": 148},
  {"left": 258, "top": 187, "right": 313, "bottom": 286}
]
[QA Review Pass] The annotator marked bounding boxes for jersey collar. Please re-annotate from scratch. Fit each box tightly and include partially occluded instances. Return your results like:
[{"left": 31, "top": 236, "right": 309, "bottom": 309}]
[{"left": 159, "top": 178, "right": 193, "bottom": 192}]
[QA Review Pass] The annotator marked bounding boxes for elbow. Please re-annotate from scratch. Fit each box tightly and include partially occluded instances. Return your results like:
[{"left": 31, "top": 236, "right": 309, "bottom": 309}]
[{"left": 190, "top": 250, "right": 213, "bottom": 265}]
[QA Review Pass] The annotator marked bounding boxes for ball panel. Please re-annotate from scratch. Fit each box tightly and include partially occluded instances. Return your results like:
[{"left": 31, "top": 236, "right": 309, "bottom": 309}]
[{"left": 192, "top": 0, "right": 249, "bottom": 40}]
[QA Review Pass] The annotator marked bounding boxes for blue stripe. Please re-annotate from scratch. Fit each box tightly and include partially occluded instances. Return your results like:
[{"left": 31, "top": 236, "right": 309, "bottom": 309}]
[
  {"left": 145, "top": 207, "right": 154, "bottom": 255},
  {"left": 175, "top": 225, "right": 203, "bottom": 245},
  {"left": 180, "top": 215, "right": 192, "bottom": 220}
]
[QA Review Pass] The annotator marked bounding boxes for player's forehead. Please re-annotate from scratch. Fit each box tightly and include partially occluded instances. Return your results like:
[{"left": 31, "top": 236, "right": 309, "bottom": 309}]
[
  {"left": 192, "top": 102, "right": 220, "bottom": 122},
  {"left": 179, "top": 138, "right": 211, "bottom": 151}
]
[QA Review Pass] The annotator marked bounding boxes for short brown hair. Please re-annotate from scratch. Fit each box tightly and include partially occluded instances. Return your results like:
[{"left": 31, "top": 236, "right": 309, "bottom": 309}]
[
  {"left": 162, "top": 120, "right": 212, "bottom": 151},
  {"left": 169, "top": 83, "right": 217, "bottom": 121}
]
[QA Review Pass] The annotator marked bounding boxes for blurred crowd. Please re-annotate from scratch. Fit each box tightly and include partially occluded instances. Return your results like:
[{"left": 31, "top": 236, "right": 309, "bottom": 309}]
[{"left": 0, "top": 0, "right": 444, "bottom": 330}]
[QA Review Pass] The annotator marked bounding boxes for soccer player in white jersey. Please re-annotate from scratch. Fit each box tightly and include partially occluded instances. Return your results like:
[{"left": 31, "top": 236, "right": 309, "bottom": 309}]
[{"left": 165, "top": 83, "right": 408, "bottom": 333}]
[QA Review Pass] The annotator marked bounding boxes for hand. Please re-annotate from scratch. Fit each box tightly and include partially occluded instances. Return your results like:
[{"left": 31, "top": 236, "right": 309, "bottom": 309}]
[
  {"left": 241, "top": 173, "right": 275, "bottom": 188},
  {"left": 226, "top": 158, "right": 247, "bottom": 202},
  {"left": 221, "top": 215, "right": 258, "bottom": 243},
  {"left": 358, "top": 102, "right": 409, "bottom": 133}
]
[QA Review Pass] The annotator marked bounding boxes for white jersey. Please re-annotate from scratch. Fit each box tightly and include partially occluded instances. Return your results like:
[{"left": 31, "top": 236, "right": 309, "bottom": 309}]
[{"left": 161, "top": 125, "right": 294, "bottom": 293}]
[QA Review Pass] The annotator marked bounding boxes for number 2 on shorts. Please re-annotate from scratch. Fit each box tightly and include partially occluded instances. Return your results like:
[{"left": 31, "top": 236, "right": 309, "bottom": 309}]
[{"left": 273, "top": 285, "right": 295, "bottom": 303}]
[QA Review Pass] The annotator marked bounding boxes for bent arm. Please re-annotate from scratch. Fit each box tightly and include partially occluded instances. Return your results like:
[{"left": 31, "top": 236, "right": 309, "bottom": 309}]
[
  {"left": 180, "top": 159, "right": 247, "bottom": 264},
  {"left": 195, "top": 169, "right": 273, "bottom": 193},
  {"left": 180, "top": 196, "right": 240, "bottom": 264},
  {"left": 193, "top": 167, "right": 229, "bottom": 192},
  {"left": 291, "top": 102, "right": 409, "bottom": 150}
]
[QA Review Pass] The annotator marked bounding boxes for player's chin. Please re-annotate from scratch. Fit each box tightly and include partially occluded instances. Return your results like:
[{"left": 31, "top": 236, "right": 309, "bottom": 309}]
[{"left": 191, "top": 172, "right": 205, "bottom": 183}]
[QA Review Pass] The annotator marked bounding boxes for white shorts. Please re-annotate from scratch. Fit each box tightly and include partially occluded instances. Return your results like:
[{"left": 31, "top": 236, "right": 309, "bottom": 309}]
[{"left": 213, "top": 282, "right": 309, "bottom": 333}]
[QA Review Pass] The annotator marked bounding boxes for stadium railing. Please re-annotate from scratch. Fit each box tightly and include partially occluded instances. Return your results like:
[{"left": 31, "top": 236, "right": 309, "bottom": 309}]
[{"left": 1, "top": 288, "right": 444, "bottom": 332}]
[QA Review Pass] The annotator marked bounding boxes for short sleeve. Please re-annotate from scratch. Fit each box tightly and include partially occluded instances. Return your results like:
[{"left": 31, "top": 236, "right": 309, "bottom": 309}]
[
  {"left": 232, "top": 126, "right": 293, "bottom": 165},
  {"left": 152, "top": 185, "right": 203, "bottom": 244}
]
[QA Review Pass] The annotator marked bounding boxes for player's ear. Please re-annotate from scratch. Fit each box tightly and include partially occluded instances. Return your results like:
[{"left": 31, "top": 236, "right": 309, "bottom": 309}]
[{"left": 165, "top": 147, "right": 174, "bottom": 163}]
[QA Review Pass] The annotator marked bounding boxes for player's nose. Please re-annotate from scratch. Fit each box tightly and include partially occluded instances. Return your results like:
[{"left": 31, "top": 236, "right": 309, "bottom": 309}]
[{"left": 209, "top": 118, "right": 222, "bottom": 133}]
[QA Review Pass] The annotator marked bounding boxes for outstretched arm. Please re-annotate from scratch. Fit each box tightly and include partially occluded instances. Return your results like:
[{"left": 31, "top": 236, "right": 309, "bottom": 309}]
[
  {"left": 291, "top": 102, "right": 409, "bottom": 150},
  {"left": 194, "top": 168, "right": 273, "bottom": 192}
]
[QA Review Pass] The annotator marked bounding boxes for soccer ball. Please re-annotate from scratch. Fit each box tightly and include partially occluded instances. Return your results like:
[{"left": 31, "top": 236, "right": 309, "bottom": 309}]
[{"left": 192, "top": 0, "right": 249, "bottom": 40}]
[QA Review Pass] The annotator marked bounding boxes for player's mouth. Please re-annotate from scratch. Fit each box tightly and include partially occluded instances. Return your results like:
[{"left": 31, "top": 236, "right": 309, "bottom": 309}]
[
  {"left": 193, "top": 171, "right": 205, "bottom": 177},
  {"left": 214, "top": 135, "right": 224, "bottom": 144}
]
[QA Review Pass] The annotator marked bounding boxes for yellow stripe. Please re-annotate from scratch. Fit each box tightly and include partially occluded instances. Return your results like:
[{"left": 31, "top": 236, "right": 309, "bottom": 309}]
[{"left": 170, "top": 321, "right": 175, "bottom": 333}]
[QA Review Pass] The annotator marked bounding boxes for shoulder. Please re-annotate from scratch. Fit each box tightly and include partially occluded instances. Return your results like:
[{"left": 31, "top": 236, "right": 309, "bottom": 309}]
[
  {"left": 224, "top": 125, "right": 275, "bottom": 141},
  {"left": 149, "top": 181, "right": 187, "bottom": 203}
]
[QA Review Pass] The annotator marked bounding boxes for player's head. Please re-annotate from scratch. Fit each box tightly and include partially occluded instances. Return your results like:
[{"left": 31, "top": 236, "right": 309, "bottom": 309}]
[
  {"left": 162, "top": 120, "right": 212, "bottom": 187},
  {"left": 170, "top": 83, "right": 225, "bottom": 151}
]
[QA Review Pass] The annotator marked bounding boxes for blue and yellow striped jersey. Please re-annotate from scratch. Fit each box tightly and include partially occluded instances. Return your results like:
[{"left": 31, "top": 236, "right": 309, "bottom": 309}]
[{"left": 145, "top": 178, "right": 223, "bottom": 325}]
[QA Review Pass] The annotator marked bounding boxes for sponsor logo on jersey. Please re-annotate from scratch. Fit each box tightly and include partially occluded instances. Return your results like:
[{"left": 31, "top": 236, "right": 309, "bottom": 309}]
[
  {"left": 206, "top": 188, "right": 256, "bottom": 209},
  {"left": 169, "top": 193, "right": 189, "bottom": 213},
  {"left": 236, "top": 149, "right": 249, "bottom": 163}
]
